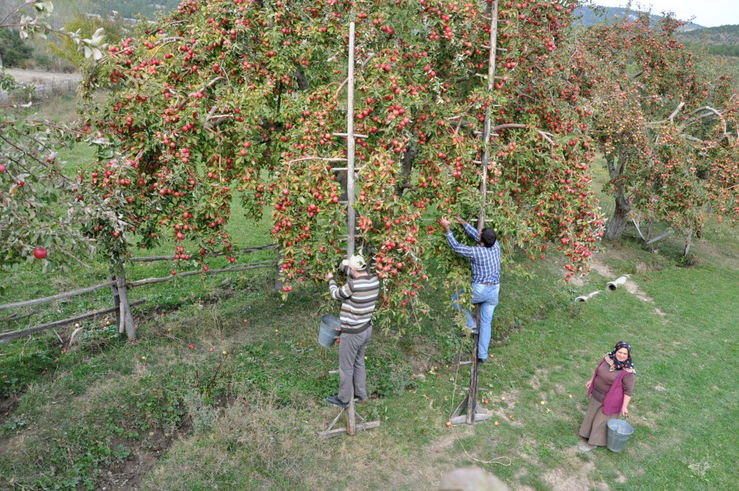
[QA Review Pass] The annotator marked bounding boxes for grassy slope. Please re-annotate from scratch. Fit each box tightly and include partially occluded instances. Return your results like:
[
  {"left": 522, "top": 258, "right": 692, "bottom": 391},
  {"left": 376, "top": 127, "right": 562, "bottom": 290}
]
[
  {"left": 1, "top": 216, "right": 737, "bottom": 489},
  {"left": 1, "top": 98, "right": 738, "bottom": 487}
]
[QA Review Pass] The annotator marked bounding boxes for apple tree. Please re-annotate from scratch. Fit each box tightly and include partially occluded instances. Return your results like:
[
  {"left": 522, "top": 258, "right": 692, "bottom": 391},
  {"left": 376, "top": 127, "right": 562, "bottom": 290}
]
[
  {"left": 81, "top": 0, "right": 603, "bottom": 329},
  {"left": 578, "top": 14, "right": 738, "bottom": 244},
  {"left": 0, "top": 1, "right": 104, "bottom": 278}
]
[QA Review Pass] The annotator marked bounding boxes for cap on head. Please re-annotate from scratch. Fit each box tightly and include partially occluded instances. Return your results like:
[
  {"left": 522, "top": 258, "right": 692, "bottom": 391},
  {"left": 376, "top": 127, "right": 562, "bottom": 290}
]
[{"left": 348, "top": 254, "right": 367, "bottom": 271}]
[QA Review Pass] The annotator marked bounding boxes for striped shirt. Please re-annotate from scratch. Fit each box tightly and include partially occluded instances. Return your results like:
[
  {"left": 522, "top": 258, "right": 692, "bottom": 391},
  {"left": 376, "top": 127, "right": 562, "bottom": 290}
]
[
  {"left": 329, "top": 273, "right": 380, "bottom": 333},
  {"left": 446, "top": 222, "right": 501, "bottom": 285}
]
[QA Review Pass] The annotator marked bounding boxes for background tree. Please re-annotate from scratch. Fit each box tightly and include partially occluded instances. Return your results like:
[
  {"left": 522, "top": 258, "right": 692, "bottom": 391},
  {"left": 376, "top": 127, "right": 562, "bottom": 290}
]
[
  {"left": 46, "top": 12, "right": 127, "bottom": 68},
  {"left": 0, "top": 1, "right": 109, "bottom": 280},
  {"left": 0, "top": 27, "right": 33, "bottom": 67},
  {"left": 578, "top": 14, "right": 738, "bottom": 243}
]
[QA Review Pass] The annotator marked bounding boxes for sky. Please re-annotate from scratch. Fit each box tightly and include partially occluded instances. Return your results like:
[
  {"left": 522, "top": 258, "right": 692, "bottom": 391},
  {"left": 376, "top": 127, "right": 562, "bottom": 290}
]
[{"left": 592, "top": 1, "right": 739, "bottom": 27}]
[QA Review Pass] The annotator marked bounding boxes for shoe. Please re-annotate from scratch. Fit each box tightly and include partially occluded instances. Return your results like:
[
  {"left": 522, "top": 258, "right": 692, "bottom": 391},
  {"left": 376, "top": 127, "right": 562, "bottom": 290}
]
[
  {"left": 477, "top": 357, "right": 487, "bottom": 364},
  {"left": 578, "top": 443, "right": 596, "bottom": 452},
  {"left": 325, "top": 395, "right": 349, "bottom": 408}
]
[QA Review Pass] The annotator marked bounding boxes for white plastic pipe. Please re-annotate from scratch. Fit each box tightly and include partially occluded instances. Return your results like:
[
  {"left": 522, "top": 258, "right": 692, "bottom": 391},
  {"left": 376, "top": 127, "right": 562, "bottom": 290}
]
[
  {"left": 575, "top": 291, "right": 601, "bottom": 303},
  {"left": 607, "top": 275, "right": 629, "bottom": 291}
]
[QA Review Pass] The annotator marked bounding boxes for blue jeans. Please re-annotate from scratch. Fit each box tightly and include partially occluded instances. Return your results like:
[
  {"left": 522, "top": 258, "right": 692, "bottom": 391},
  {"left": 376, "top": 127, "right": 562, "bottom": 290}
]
[{"left": 452, "top": 284, "right": 499, "bottom": 360}]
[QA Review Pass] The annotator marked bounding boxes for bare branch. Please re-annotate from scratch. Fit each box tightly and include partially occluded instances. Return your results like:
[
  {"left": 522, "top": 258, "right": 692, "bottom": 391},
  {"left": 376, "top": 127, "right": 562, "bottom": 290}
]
[{"left": 668, "top": 102, "right": 685, "bottom": 122}]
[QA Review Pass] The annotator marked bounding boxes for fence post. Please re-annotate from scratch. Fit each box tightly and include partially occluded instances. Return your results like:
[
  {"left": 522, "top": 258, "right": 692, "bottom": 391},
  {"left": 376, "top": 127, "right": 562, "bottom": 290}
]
[
  {"left": 115, "top": 262, "right": 136, "bottom": 340},
  {"left": 111, "top": 278, "right": 121, "bottom": 332},
  {"left": 274, "top": 247, "right": 283, "bottom": 292}
]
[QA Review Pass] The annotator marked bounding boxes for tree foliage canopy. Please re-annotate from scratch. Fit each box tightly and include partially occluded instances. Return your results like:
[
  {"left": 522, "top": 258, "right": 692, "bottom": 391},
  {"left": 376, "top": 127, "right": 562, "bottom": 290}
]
[
  {"left": 578, "top": 14, "right": 738, "bottom": 240},
  {"left": 80, "top": 0, "right": 607, "bottom": 326}
]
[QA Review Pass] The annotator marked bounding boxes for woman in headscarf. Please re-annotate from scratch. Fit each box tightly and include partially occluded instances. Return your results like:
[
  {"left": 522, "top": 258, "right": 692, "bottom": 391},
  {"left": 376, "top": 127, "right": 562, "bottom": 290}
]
[{"left": 578, "top": 341, "right": 636, "bottom": 452}]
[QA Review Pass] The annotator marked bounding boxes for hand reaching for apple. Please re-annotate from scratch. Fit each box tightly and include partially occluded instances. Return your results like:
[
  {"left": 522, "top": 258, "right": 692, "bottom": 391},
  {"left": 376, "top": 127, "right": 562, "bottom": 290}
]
[
  {"left": 324, "top": 272, "right": 333, "bottom": 281},
  {"left": 439, "top": 217, "right": 451, "bottom": 231}
]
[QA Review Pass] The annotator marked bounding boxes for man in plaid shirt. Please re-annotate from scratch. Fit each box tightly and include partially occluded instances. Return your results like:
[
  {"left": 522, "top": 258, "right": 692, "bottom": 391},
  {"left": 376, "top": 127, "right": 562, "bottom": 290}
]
[{"left": 439, "top": 216, "right": 500, "bottom": 364}]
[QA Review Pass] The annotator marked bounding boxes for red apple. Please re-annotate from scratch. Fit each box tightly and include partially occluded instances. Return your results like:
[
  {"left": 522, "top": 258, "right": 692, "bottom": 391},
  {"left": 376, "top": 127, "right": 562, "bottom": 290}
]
[{"left": 33, "top": 247, "right": 48, "bottom": 259}]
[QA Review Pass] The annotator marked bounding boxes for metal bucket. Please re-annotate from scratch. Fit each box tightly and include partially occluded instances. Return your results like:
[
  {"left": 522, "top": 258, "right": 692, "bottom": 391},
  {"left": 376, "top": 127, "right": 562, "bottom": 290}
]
[
  {"left": 319, "top": 314, "right": 341, "bottom": 347},
  {"left": 607, "top": 419, "right": 634, "bottom": 453}
]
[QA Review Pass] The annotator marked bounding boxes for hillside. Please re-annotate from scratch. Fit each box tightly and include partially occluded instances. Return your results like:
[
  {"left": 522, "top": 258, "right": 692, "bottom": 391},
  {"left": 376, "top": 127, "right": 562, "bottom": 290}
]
[
  {"left": 679, "top": 24, "right": 739, "bottom": 44},
  {"left": 678, "top": 24, "right": 739, "bottom": 57},
  {"left": 576, "top": 5, "right": 704, "bottom": 30},
  {"left": 51, "top": 0, "right": 182, "bottom": 22}
]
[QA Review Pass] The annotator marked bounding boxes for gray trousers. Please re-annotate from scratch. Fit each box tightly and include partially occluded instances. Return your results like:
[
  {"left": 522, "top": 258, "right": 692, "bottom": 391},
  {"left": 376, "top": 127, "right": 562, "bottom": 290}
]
[{"left": 338, "top": 326, "right": 373, "bottom": 403}]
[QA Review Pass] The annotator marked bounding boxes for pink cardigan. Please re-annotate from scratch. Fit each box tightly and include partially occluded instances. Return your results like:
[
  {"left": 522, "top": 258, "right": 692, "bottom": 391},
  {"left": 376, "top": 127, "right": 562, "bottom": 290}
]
[{"left": 587, "top": 360, "right": 630, "bottom": 415}]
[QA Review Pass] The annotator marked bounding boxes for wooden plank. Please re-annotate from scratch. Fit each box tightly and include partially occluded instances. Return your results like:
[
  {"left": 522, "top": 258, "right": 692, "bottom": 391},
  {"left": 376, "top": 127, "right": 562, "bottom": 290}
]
[
  {"left": 127, "top": 262, "right": 275, "bottom": 288},
  {"left": 478, "top": 0, "right": 499, "bottom": 233},
  {"left": 129, "top": 244, "right": 276, "bottom": 263},
  {"left": 451, "top": 413, "right": 490, "bottom": 425},
  {"left": 0, "top": 281, "right": 117, "bottom": 311},
  {"left": 319, "top": 421, "right": 380, "bottom": 439},
  {"left": 451, "top": 395, "right": 468, "bottom": 418},
  {"left": 466, "top": 310, "right": 481, "bottom": 425},
  {"left": 346, "top": 20, "right": 356, "bottom": 258},
  {"left": 0, "top": 299, "right": 146, "bottom": 344},
  {"left": 116, "top": 263, "right": 136, "bottom": 340}
]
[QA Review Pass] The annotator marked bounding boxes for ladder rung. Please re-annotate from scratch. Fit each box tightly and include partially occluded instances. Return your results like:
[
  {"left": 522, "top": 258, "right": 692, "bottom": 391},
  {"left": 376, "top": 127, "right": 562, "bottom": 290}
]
[
  {"left": 459, "top": 360, "right": 473, "bottom": 366},
  {"left": 334, "top": 132, "right": 369, "bottom": 139},
  {"left": 331, "top": 166, "right": 365, "bottom": 171}
]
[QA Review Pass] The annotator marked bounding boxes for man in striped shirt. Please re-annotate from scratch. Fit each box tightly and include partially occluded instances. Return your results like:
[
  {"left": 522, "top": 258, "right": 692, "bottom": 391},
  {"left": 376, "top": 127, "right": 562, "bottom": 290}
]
[
  {"left": 440, "top": 216, "right": 501, "bottom": 364},
  {"left": 324, "top": 254, "right": 380, "bottom": 408}
]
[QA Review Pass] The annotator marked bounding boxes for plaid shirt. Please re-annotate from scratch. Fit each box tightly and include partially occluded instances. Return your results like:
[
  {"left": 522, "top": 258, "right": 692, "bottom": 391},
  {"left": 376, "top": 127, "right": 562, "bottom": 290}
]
[{"left": 446, "top": 222, "right": 501, "bottom": 284}]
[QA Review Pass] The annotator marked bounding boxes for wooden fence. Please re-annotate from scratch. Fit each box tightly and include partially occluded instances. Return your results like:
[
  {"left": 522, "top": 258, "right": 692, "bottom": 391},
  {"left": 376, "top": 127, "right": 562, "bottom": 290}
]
[{"left": 0, "top": 244, "right": 278, "bottom": 345}]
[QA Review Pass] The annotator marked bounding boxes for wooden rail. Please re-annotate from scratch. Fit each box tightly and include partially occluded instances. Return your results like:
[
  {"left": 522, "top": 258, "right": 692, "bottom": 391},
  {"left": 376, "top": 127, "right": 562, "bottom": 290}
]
[
  {"left": 0, "top": 299, "right": 146, "bottom": 345},
  {"left": 128, "top": 244, "right": 276, "bottom": 263},
  {"left": 128, "top": 262, "right": 275, "bottom": 288},
  {"left": 0, "top": 281, "right": 116, "bottom": 311}
]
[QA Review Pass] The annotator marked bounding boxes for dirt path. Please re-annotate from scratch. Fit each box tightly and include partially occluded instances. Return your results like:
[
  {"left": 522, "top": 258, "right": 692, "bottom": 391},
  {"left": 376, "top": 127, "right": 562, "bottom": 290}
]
[
  {"left": 4, "top": 69, "right": 81, "bottom": 85},
  {"left": 590, "top": 258, "right": 667, "bottom": 318},
  {"left": 1, "top": 69, "right": 81, "bottom": 102}
]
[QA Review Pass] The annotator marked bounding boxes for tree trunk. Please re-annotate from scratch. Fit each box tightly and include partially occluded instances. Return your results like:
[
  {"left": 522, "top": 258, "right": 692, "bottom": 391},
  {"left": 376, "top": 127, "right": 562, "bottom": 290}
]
[
  {"left": 605, "top": 189, "right": 630, "bottom": 240},
  {"left": 395, "top": 138, "right": 419, "bottom": 195},
  {"left": 605, "top": 152, "right": 630, "bottom": 241}
]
